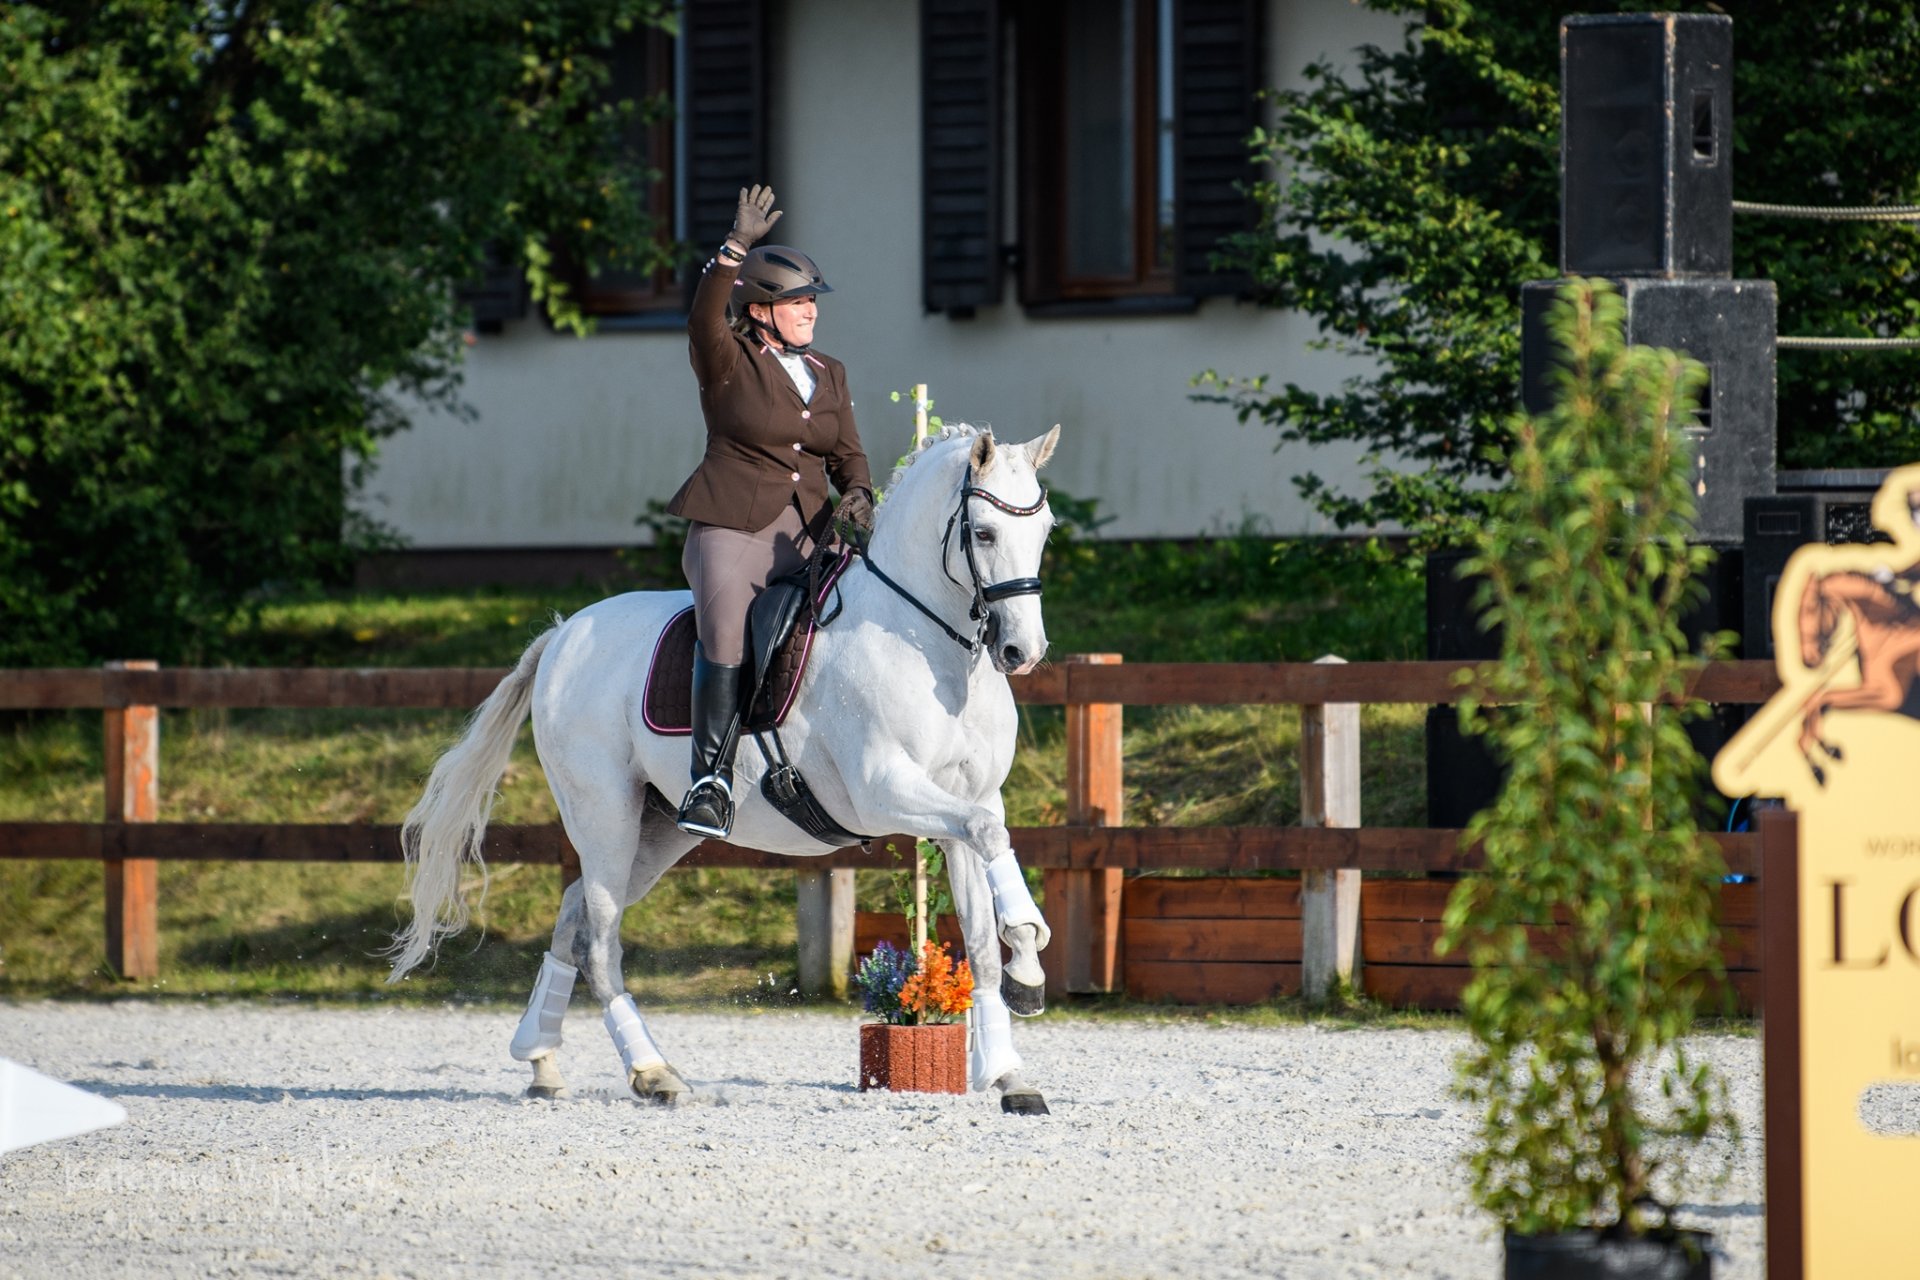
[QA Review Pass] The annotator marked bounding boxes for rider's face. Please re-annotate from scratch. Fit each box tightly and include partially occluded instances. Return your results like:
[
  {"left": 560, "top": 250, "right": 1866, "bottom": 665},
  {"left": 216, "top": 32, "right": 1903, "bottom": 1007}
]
[{"left": 754, "top": 295, "right": 817, "bottom": 348}]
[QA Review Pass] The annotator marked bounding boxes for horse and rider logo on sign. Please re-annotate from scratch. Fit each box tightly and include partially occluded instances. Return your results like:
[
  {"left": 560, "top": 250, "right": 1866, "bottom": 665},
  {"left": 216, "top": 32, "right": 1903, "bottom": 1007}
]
[{"left": 1713, "top": 464, "right": 1920, "bottom": 1280}]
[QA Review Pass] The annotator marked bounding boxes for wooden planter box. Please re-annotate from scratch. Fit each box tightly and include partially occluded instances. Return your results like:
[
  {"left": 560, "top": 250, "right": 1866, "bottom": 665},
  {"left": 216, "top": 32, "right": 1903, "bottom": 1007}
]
[{"left": 858, "top": 1022, "right": 967, "bottom": 1094}]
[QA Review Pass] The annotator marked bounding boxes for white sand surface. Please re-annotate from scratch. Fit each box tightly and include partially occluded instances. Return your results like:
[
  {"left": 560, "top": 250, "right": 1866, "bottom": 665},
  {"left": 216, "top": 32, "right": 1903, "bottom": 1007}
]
[{"left": 0, "top": 1002, "right": 1766, "bottom": 1279}]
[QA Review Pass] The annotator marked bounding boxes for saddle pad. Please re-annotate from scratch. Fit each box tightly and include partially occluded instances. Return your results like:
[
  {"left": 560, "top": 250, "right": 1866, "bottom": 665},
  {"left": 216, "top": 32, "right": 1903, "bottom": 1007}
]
[
  {"left": 643, "top": 608, "right": 700, "bottom": 735},
  {"left": 642, "top": 551, "right": 853, "bottom": 736}
]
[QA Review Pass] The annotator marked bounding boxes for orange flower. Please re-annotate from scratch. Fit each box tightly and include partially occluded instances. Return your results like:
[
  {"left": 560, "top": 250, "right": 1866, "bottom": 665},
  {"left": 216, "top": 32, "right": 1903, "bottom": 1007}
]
[{"left": 896, "top": 940, "right": 974, "bottom": 1023}]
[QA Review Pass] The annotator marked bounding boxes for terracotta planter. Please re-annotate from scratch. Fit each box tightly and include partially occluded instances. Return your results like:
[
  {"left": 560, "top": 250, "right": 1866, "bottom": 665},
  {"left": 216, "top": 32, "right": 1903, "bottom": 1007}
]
[{"left": 858, "top": 1022, "right": 967, "bottom": 1094}]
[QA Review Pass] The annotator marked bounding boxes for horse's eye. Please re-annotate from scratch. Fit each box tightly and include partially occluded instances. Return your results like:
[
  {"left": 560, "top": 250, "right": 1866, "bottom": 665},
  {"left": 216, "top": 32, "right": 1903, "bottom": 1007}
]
[{"left": 974, "top": 529, "right": 996, "bottom": 546}]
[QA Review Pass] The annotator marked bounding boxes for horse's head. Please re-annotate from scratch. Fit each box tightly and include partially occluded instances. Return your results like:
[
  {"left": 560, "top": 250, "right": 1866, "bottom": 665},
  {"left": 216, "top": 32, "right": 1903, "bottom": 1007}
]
[
  {"left": 873, "top": 423, "right": 1061, "bottom": 675},
  {"left": 958, "top": 426, "right": 1059, "bottom": 674}
]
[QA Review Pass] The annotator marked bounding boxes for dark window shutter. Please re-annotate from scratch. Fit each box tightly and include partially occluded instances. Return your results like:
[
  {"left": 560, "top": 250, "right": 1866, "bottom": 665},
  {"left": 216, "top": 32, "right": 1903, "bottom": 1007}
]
[
  {"left": 921, "top": 0, "right": 1001, "bottom": 314},
  {"left": 1173, "top": 0, "right": 1262, "bottom": 298},
  {"left": 683, "top": 0, "right": 767, "bottom": 297}
]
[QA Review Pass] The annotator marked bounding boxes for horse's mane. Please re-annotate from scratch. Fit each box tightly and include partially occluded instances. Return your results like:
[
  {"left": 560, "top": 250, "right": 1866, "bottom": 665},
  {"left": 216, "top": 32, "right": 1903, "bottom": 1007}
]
[
  {"left": 869, "top": 423, "right": 987, "bottom": 535},
  {"left": 884, "top": 421, "right": 984, "bottom": 494}
]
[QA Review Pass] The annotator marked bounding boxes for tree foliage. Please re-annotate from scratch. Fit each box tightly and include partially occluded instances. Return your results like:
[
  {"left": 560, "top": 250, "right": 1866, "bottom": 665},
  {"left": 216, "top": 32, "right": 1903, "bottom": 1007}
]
[
  {"left": 0, "top": 1, "right": 675, "bottom": 663},
  {"left": 1439, "top": 281, "right": 1735, "bottom": 1236},
  {"left": 1207, "top": 0, "right": 1920, "bottom": 544}
]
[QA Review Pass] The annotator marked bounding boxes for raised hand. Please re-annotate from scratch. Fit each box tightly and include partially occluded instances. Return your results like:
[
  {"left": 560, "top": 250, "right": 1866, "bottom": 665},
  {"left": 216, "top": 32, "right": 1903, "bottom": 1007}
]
[{"left": 729, "top": 184, "right": 783, "bottom": 250}]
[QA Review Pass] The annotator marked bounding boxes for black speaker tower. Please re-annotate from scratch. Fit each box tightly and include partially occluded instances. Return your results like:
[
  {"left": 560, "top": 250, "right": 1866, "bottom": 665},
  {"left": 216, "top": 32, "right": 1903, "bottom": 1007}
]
[
  {"left": 1561, "top": 14, "right": 1732, "bottom": 277},
  {"left": 1430, "top": 12, "right": 1778, "bottom": 827}
]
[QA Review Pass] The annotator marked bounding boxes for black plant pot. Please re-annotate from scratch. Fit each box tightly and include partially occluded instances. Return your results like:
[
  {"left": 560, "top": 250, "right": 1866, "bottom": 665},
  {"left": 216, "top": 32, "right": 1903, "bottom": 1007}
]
[{"left": 1504, "top": 1228, "right": 1712, "bottom": 1280}]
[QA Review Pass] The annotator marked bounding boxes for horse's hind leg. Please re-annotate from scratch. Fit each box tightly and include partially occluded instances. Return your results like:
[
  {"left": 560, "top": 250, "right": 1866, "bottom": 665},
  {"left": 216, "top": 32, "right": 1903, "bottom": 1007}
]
[
  {"left": 508, "top": 879, "right": 590, "bottom": 1100},
  {"left": 567, "top": 796, "right": 701, "bottom": 1104}
]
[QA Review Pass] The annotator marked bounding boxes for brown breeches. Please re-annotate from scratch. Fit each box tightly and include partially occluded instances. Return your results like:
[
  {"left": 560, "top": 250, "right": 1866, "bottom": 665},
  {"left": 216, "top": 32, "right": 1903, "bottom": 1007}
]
[{"left": 681, "top": 504, "right": 814, "bottom": 666}]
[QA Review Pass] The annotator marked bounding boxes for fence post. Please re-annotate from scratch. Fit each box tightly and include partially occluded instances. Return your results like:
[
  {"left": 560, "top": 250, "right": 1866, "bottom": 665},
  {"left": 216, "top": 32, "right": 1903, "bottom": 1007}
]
[
  {"left": 1299, "top": 654, "right": 1361, "bottom": 1004},
  {"left": 103, "top": 660, "right": 159, "bottom": 981},
  {"left": 796, "top": 867, "right": 855, "bottom": 999},
  {"left": 1043, "top": 654, "right": 1124, "bottom": 998}
]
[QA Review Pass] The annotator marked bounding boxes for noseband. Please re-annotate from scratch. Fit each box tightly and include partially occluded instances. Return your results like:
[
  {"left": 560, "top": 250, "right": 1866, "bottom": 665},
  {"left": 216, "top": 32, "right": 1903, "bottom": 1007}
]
[{"left": 860, "top": 463, "right": 1049, "bottom": 659}]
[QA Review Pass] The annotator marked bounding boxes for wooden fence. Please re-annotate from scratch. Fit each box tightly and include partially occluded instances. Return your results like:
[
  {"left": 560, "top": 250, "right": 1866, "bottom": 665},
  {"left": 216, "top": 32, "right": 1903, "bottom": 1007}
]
[{"left": 0, "top": 656, "right": 1781, "bottom": 1007}]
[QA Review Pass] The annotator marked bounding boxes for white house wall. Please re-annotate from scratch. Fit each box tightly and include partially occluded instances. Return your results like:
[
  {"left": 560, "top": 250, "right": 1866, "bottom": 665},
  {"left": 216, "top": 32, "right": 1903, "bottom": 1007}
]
[{"left": 357, "top": 0, "right": 1408, "bottom": 548}]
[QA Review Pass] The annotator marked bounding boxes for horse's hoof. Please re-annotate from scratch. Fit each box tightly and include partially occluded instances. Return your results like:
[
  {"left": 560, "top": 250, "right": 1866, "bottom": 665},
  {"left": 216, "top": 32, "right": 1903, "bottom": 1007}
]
[
  {"left": 1827, "top": 743, "right": 1845, "bottom": 762},
  {"left": 1002, "top": 971, "right": 1046, "bottom": 1018},
  {"left": 1811, "top": 763, "right": 1827, "bottom": 787},
  {"left": 1000, "top": 1090, "right": 1049, "bottom": 1116},
  {"left": 525, "top": 1084, "right": 569, "bottom": 1101},
  {"left": 630, "top": 1063, "right": 688, "bottom": 1104}
]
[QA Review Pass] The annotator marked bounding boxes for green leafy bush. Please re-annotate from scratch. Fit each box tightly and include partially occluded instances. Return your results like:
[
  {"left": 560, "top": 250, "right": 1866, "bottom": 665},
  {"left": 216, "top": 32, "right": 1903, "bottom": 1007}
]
[
  {"left": 1439, "top": 280, "right": 1735, "bottom": 1236},
  {"left": 0, "top": 2, "right": 676, "bottom": 664}
]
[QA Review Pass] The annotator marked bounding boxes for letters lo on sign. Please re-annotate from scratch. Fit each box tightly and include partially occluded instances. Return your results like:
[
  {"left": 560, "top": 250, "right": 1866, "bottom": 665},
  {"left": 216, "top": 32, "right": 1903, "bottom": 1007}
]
[{"left": 1714, "top": 464, "right": 1920, "bottom": 1277}]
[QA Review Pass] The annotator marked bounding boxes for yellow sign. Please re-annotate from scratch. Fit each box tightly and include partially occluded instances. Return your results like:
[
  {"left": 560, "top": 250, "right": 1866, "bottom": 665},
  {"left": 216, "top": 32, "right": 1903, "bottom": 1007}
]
[{"left": 1715, "top": 464, "right": 1920, "bottom": 1277}]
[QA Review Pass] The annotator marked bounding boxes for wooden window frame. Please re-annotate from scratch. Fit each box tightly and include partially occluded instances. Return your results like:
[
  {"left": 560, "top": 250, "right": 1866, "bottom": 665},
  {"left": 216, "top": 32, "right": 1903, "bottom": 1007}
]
[{"left": 1018, "top": 0, "right": 1177, "bottom": 306}]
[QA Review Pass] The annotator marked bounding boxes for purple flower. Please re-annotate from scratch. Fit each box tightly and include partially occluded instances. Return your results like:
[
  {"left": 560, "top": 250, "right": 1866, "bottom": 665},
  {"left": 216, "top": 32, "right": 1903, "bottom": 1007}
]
[{"left": 853, "top": 941, "right": 915, "bottom": 1024}]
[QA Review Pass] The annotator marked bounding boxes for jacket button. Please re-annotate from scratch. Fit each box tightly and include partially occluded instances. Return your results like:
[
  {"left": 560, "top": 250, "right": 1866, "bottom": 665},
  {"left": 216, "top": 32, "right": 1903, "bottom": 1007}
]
[
  {"left": 801, "top": 410, "right": 811, "bottom": 419},
  {"left": 792, "top": 442, "right": 802, "bottom": 451},
  {"left": 790, "top": 471, "right": 801, "bottom": 482}
]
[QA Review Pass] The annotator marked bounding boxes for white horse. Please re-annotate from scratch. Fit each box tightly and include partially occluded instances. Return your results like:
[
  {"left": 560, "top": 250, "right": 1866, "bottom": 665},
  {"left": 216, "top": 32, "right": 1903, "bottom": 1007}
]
[{"left": 388, "top": 423, "right": 1061, "bottom": 1114}]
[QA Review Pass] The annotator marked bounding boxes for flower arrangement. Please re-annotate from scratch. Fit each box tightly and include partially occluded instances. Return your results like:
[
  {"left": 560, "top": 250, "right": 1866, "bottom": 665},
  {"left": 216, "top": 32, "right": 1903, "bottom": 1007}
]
[{"left": 853, "top": 939, "right": 972, "bottom": 1026}]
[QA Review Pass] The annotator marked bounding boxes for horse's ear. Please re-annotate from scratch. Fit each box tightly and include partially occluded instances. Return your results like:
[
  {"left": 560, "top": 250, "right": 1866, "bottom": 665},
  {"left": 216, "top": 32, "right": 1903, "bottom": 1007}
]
[
  {"left": 970, "top": 430, "right": 996, "bottom": 473},
  {"left": 1024, "top": 425, "right": 1061, "bottom": 471}
]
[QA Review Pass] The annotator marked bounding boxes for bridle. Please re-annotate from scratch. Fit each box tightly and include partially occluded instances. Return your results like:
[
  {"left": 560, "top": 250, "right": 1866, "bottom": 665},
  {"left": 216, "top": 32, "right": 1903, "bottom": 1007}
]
[{"left": 860, "top": 462, "right": 1049, "bottom": 660}]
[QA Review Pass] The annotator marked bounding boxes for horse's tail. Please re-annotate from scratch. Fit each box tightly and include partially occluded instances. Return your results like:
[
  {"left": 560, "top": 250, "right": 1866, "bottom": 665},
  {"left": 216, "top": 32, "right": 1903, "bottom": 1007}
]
[{"left": 386, "top": 624, "right": 560, "bottom": 982}]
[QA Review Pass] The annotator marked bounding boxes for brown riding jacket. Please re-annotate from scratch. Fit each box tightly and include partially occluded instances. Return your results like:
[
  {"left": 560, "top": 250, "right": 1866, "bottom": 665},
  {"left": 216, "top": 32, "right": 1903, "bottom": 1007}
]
[{"left": 666, "top": 257, "right": 872, "bottom": 533}]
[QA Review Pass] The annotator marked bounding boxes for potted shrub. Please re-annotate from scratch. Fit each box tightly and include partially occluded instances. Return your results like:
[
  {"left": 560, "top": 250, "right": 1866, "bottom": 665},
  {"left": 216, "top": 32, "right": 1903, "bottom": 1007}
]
[
  {"left": 853, "top": 939, "right": 973, "bottom": 1094},
  {"left": 1439, "top": 281, "right": 1737, "bottom": 1278}
]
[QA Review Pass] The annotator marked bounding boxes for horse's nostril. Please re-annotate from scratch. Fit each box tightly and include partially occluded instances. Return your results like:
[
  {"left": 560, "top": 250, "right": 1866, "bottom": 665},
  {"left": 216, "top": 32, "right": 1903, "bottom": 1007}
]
[{"left": 1002, "top": 645, "right": 1024, "bottom": 669}]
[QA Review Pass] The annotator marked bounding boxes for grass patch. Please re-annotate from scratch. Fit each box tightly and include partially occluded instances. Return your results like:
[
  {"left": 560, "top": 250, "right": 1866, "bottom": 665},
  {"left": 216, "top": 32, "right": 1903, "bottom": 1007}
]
[{"left": 3, "top": 537, "right": 1434, "bottom": 1004}]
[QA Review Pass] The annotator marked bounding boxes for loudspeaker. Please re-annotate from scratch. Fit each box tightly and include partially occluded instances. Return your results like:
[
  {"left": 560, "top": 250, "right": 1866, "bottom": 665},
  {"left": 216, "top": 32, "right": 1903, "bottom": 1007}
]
[
  {"left": 1562, "top": 13, "right": 1732, "bottom": 278},
  {"left": 1741, "top": 485, "right": 1890, "bottom": 660},
  {"left": 1521, "top": 277, "right": 1776, "bottom": 546},
  {"left": 1424, "top": 549, "right": 1502, "bottom": 830},
  {"left": 1425, "top": 546, "right": 1747, "bottom": 827}
]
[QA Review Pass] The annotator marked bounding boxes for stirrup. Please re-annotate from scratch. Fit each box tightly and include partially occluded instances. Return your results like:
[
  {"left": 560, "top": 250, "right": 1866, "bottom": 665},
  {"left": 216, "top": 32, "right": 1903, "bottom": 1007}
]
[{"left": 677, "top": 774, "right": 734, "bottom": 839}]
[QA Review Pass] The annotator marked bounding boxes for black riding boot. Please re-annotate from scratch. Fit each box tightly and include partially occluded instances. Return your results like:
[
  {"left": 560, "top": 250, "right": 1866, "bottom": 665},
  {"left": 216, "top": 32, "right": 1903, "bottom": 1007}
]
[{"left": 677, "top": 644, "right": 744, "bottom": 839}]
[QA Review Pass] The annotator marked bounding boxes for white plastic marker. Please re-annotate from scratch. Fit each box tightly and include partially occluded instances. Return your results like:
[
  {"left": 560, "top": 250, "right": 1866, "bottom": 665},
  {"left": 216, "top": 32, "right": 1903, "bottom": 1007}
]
[{"left": 0, "top": 1058, "right": 127, "bottom": 1155}]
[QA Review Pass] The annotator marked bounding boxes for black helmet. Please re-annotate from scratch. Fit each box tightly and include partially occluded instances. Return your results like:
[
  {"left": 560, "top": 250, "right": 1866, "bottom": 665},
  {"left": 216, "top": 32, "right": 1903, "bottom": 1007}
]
[{"left": 731, "top": 245, "right": 833, "bottom": 315}]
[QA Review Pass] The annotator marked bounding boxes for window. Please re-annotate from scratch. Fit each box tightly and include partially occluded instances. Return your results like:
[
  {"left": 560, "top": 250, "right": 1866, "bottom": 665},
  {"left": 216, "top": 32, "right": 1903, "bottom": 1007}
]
[
  {"left": 1024, "top": 0, "right": 1177, "bottom": 300},
  {"left": 920, "top": 0, "right": 1262, "bottom": 316},
  {"left": 560, "top": 1, "right": 768, "bottom": 326},
  {"left": 573, "top": 24, "right": 682, "bottom": 317}
]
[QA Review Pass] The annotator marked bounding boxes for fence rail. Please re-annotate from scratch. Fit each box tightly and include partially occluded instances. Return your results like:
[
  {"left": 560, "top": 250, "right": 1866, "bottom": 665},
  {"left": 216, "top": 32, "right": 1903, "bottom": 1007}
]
[
  {"left": 0, "top": 657, "right": 1781, "bottom": 999},
  {"left": 0, "top": 821, "right": 1764, "bottom": 875},
  {"left": 0, "top": 659, "right": 1783, "bottom": 710}
]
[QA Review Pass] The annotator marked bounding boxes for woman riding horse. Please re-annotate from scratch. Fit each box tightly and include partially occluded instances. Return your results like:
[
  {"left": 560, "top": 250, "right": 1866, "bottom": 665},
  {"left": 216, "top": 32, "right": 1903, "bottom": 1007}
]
[{"left": 668, "top": 184, "right": 875, "bottom": 839}]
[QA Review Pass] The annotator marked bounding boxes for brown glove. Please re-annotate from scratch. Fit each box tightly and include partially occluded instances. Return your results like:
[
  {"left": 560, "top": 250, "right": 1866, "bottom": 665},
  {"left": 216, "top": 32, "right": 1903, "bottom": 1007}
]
[
  {"left": 729, "top": 184, "right": 783, "bottom": 251},
  {"left": 835, "top": 487, "right": 875, "bottom": 537}
]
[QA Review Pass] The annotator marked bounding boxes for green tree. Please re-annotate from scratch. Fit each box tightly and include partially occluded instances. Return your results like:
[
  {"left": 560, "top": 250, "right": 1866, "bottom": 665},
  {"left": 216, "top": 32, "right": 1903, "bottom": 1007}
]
[
  {"left": 0, "top": 1, "right": 676, "bottom": 664},
  {"left": 1440, "top": 280, "right": 1734, "bottom": 1238},
  {"left": 1204, "top": 1, "right": 1920, "bottom": 544}
]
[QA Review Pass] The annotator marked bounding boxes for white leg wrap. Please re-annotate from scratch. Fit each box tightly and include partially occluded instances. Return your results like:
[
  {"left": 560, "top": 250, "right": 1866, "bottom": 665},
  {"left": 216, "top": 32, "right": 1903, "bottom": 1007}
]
[
  {"left": 603, "top": 994, "right": 667, "bottom": 1076},
  {"left": 969, "top": 987, "right": 1022, "bottom": 1091},
  {"left": 509, "top": 951, "right": 577, "bottom": 1062},
  {"left": 986, "top": 851, "right": 1051, "bottom": 950}
]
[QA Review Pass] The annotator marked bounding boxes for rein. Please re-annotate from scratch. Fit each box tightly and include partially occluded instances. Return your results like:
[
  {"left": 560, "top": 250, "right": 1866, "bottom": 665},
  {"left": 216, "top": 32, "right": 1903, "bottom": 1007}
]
[{"left": 856, "top": 461, "right": 1049, "bottom": 659}]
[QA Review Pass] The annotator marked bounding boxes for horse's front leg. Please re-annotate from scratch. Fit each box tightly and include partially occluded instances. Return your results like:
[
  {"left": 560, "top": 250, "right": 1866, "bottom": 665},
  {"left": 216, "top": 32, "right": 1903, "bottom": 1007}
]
[
  {"left": 849, "top": 763, "right": 1052, "bottom": 1005},
  {"left": 945, "top": 838, "right": 1052, "bottom": 1116}
]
